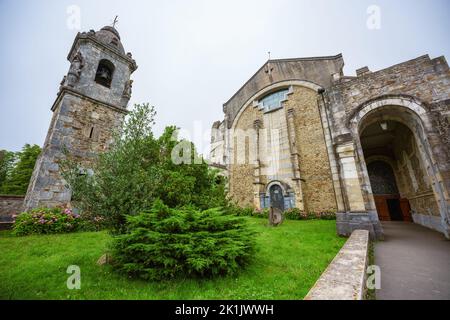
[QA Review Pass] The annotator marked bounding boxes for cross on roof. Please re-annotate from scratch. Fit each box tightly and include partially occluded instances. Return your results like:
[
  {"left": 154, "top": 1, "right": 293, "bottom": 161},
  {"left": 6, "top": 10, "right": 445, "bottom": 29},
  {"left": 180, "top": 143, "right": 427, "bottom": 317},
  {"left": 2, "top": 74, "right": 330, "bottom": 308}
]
[{"left": 112, "top": 15, "right": 119, "bottom": 28}]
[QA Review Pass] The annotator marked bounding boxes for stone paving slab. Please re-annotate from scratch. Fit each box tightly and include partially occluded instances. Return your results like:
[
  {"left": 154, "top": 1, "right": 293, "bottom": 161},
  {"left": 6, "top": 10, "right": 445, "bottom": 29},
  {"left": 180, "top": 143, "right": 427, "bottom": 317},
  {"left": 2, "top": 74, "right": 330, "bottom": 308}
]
[{"left": 375, "top": 222, "right": 450, "bottom": 300}]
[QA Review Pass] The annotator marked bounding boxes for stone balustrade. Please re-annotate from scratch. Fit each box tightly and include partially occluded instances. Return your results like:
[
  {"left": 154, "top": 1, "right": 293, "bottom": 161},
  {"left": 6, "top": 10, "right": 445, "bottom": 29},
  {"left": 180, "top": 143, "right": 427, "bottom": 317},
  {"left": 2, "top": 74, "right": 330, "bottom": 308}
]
[{"left": 304, "top": 229, "right": 369, "bottom": 300}]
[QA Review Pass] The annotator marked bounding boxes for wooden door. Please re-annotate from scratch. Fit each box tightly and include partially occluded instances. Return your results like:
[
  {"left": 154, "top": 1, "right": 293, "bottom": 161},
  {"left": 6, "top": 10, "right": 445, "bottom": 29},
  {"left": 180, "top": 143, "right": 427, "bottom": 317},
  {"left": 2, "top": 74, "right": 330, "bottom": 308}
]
[
  {"left": 400, "top": 198, "right": 412, "bottom": 222},
  {"left": 374, "top": 195, "right": 390, "bottom": 221}
]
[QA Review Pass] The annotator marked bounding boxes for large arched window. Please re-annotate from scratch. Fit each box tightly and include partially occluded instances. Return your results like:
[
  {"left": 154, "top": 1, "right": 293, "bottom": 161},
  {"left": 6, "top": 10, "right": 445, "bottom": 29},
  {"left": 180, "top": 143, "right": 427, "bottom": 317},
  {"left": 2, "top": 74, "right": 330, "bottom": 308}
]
[
  {"left": 258, "top": 88, "right": 289, "bottom": 112},
  {"left": 367, "top": 161, "right": 399, "bottom": 195},
  {"left": 95, "top": 59, "right": 115, "bottom": 88}
]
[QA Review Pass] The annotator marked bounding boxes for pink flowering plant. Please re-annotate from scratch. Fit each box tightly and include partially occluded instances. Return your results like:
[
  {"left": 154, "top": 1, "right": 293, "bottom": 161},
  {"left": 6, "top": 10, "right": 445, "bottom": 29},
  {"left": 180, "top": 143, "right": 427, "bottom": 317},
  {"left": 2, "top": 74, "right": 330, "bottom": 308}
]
[
  {"left": 12, "top": 207, "right": 83, "bottom": 236},
  {"left": 228, "top": 204, "right": 336, "bottom": 221},
  {"left": 317, "top": 211, "right": 336, "bottom": 220},
  {"left": 283, "top": 208, "right": 336, "bottom": 220}
]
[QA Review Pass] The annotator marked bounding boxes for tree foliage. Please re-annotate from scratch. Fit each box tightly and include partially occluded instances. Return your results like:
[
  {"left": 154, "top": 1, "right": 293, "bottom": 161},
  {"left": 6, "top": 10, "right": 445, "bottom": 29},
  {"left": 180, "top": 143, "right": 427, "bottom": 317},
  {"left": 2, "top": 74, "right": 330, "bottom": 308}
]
[
  {"left": 112, "top": 200, "right": 255, "bottom": 280},
  {"left": 0, "top": 144, "right": 41, "bottom": 195},
  {"left": 0, "top": 150, "right": 16, "bottom": 190},
  {"left": 61, "top": 103, "right": 228, "bottom": 234}
]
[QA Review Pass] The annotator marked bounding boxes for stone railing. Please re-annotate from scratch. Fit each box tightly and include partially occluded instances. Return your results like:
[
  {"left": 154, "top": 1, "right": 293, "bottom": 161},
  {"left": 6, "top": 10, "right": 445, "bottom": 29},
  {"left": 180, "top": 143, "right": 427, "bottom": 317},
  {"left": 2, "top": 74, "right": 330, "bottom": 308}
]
[
  {"left": 0, "top": 195, "right": 24, "bottom": 230},
  {"left": 304, "top": 229, "right": 369, "bottom": 300}
]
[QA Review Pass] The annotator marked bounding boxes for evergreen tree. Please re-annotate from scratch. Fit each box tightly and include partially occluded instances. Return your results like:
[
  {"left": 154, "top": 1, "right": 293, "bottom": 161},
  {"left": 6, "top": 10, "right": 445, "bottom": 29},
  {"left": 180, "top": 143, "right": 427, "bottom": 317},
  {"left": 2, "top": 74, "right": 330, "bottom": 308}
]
[
  {"left": 1, "top": 144, "right": 41, "bottom": 195},
  {"left": 0, "top": 150, "right": 16, "bottom": 192},
  {"left": 112, "top": 200, "right": 255, "bottom": 280}
]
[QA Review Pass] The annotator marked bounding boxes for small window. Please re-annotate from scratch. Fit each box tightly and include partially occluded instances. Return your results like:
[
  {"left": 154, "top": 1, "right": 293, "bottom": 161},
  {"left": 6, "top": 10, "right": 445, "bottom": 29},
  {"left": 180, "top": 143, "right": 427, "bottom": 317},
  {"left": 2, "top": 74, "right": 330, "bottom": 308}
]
[
  {"left": 86, "top": 125, "right": 98, "bottom": 141},
  {"left": 110, "top": 38, "right": 119, "bottom": 47},
  {"left": 95, "top": 59, "right": 115, "bottom": 88},
  {"left": 259, "top": 89, "right": 289, "bottom": 112}
]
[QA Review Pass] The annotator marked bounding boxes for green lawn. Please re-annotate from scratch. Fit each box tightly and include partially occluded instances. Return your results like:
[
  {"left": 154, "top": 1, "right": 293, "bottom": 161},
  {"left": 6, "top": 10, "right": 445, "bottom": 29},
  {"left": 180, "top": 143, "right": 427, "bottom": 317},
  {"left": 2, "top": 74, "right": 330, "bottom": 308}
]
[{"left": 0, "top": 218, "right": 345, "bottom": 300}]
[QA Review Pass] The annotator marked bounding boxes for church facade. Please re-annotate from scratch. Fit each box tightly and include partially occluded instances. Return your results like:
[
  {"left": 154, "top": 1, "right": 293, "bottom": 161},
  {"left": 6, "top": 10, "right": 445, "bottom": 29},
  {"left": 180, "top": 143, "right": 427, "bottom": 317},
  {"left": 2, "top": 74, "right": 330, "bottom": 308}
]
[
  {"left": 20, "top": 24, "right": 450, "bottom": 240},
  {"left": 210, "top": 54, "right": 450, "bottom": 239}
]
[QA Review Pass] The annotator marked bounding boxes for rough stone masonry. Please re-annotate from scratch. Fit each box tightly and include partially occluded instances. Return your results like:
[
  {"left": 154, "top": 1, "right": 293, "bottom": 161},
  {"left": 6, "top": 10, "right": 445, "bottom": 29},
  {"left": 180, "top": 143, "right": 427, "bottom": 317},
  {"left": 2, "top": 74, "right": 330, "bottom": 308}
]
[
  {"left": 210, "top": 54, "right": 450, "bottom": 239},
  {"left": 23, "top": 26, "right": 137, "bottom": 211}
]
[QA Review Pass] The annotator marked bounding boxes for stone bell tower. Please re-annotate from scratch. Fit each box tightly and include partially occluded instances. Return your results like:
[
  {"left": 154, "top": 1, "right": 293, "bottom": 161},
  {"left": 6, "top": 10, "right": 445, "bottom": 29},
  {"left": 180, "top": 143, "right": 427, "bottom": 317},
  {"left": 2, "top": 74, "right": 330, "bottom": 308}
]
[{"left": 23, "top": 25, "right": 137, "bottom": 210}]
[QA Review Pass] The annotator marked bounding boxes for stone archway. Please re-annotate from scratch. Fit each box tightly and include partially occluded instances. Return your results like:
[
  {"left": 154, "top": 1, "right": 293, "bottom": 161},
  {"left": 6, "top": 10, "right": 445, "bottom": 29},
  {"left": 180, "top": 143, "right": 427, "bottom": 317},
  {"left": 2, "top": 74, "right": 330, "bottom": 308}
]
[{"left": 349, "top": 97, "right": 450, "bottom": 238}]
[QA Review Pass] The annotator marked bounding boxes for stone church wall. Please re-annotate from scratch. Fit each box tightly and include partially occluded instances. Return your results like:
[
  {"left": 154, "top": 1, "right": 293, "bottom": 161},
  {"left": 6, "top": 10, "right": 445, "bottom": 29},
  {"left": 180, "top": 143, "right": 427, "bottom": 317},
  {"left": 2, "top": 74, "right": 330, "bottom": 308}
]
[
  {"left": 393, "top": 129, "right": 440, "bottom": 219},
  {"left": 216, "top": 53, "right": 449, "bottom": 237},
  {"left": 285, "top": 86, "right": 337, "bottom": 213},
  {"left": 228, "top": 85, "right": 337, "bottom": 212},
  {"left": 229, "top": 104, "right": 261, "bottom": 207}
]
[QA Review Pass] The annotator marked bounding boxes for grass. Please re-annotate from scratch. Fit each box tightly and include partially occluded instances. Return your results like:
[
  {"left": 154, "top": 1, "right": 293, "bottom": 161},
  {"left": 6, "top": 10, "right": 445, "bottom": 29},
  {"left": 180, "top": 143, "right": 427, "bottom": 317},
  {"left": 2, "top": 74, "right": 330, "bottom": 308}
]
[{"left": 0, "top": 218, "right": 345, "bottom": 300}]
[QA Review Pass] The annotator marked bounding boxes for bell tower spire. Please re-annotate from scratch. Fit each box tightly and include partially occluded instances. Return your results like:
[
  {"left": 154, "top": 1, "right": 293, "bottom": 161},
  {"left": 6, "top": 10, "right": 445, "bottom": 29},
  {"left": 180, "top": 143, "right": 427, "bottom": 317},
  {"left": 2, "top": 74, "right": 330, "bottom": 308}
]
[{"left": 23, "top": 25, "right": 137, "bottom": 210}]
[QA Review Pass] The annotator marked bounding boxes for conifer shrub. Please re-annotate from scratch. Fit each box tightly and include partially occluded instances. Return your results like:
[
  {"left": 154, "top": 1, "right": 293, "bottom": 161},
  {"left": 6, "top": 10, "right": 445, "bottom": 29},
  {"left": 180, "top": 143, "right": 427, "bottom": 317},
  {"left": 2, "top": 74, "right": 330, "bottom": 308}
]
[{"left": 111, "top": 200, "right": 256, "bottom": 280}]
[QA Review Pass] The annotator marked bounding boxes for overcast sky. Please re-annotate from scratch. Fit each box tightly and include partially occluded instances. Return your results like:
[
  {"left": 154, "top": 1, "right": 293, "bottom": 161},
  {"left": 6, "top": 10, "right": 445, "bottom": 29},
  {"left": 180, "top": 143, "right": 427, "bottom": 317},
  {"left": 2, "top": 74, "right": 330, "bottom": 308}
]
[{"left": 0, "top": 0, "right": 449, "bottom": 154}]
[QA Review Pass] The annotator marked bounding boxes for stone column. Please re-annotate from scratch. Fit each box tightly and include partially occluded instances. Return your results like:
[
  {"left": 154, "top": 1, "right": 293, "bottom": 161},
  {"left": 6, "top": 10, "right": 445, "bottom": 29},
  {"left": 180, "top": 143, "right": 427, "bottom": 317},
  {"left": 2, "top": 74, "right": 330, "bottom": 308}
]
[
  {"left": 285, "top": 109, "right": 305, "bottom": 210},
  {"left": 335, "top": 142, "right": 366, "bottom": 212},
  {"left": 335, "top": 139, "right": 383, "bottom": 239},
  {"left": 253, "top": 120, "right": 264, "bottom": 209}
]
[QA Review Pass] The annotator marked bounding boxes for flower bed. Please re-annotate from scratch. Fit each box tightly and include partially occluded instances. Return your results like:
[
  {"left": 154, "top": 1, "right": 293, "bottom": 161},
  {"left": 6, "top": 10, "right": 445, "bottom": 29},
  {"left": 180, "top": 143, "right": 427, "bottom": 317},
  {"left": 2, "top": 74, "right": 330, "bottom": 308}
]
[
  {"left": 231, "top": 206, "right": 336, "bottom": 221},
  {"left": 13, "top": 207, "right": 83, "bottom": 236}
]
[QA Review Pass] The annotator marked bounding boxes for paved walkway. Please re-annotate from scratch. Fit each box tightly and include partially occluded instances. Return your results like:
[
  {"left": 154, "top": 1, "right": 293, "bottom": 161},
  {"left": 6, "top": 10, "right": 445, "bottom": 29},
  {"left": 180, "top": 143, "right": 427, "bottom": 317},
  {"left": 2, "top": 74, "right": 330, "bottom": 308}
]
[{"left": 375, "top": 222, "right": 450, "bottom": 300}]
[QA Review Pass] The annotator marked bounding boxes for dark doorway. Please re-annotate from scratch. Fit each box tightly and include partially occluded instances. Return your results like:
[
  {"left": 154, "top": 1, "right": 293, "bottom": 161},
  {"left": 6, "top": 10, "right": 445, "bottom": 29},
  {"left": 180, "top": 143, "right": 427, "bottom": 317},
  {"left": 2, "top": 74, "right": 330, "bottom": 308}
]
[
  {"left": 269, "top": 185, "right": 284, "bottom": 211},
  {"left": 387, "top": 198, "right": 403, "bottom": 221}
]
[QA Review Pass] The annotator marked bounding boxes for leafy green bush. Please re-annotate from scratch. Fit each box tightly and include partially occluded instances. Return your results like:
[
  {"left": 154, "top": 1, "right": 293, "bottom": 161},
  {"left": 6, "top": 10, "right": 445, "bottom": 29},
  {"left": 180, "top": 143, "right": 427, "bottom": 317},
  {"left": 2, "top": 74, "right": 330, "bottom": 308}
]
[
  {"left": 284, "top": 208, "right": 336, "bottom": 220},
  {"left": 252, "top": 208, "right": 270, "bottom": 219},
  {"left": 317, "top": 211, "right": 336, "bottom": 220},
  {"left": 13, "top": 207, "right": 82, "bottom": 236},
  {"left": 78, "top": 213, "right": 108, "bottom": 231},
  {"left": 111, "top": 200, "right": 256, "bottom": 280},
  {"left": 228, "top": 205, "right": 254, "bottom": 217},
  {"left": 227, "top": 205, "right": 268, "bottom": 219},
  {"left": 284, "top": 208, "right": 314, "bottom": 220},
  {"left": 284, "top": 208, "right": 302, "bottom": 220}
]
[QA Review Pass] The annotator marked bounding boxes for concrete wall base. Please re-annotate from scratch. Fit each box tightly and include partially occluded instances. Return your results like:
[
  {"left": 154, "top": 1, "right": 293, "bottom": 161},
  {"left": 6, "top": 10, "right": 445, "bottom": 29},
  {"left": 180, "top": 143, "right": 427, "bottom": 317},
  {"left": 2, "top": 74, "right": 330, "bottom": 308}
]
[
  {"left": 336, "top": 211, "right": 384, "bottom": 240},
  {"left": 412, "top": 213, "right": 449, "bottom": 238}
]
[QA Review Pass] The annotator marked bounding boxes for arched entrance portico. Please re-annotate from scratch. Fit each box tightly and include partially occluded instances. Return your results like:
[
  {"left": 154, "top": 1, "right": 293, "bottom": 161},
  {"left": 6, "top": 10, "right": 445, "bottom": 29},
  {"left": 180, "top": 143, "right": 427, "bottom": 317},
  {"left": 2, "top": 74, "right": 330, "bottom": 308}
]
[{"left": 349, "top": 96, "right": 450, "bottom": 238}]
